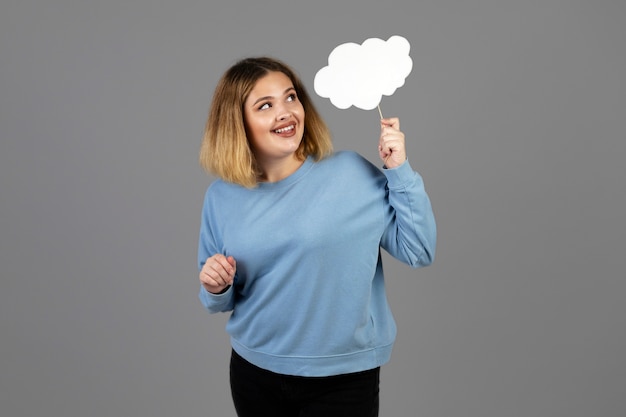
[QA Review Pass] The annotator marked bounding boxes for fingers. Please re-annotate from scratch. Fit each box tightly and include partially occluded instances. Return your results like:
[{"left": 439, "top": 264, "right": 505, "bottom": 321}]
[
  {"left": 200, "top": 254, "right": 236, "bottom": 294},
  {"left": 378, "top": 117, "right": 406, "bottom": 168},
  {"left": 379, "top": 117, "right": 403, "bottom": 149},
  {"left": 380, "top": 117, "right": 400, "bottom": 130}
]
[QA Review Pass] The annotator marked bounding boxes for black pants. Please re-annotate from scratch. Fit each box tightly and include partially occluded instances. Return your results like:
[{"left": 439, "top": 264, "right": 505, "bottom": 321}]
[{"left": 230, "top": 350, "right": 380, "bottom": 417}]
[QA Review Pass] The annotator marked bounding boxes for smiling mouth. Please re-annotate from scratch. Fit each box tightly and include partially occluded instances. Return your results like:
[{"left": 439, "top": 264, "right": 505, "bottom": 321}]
[{"left": 273, "top": 124, "right": 295, "bottom": 134}]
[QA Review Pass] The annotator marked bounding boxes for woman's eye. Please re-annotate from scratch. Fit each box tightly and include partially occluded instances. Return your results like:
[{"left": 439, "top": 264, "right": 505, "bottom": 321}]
[
  {"left": 287, "top": 93, "right": 297, "bottom": 102},
  {"left": 259, "top": 102, "right": 271, "bottom": 110}
]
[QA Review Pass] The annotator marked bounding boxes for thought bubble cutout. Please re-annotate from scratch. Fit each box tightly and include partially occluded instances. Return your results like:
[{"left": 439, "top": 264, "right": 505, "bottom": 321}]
[{"left": 314, "top": 35, "right": 412, "bottom": 111}]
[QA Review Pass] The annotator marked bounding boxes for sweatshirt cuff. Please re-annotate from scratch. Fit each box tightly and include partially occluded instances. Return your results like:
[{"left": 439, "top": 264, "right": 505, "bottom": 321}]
[
  {"left": 382, "top": 159, "right": 417, "bottom": 189},
  {"left": 199, "top": 284, "right": 232, "bottom": 300}
]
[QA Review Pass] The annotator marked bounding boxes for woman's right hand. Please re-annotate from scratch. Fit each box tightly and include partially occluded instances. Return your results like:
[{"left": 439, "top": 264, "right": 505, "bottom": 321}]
[{"left": 200, "top": 254, "right": 236, "bottom": 294}]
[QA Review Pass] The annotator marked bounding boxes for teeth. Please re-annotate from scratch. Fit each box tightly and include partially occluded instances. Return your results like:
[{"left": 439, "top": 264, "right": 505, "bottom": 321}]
[{"left": 274, "top": 125, "right": 294, "bottom": 133}]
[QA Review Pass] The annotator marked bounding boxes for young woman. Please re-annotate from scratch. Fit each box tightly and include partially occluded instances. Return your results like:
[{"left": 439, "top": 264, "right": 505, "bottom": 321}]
[{"left": 198, "top": 56, "right": 436, "bottom": 416}]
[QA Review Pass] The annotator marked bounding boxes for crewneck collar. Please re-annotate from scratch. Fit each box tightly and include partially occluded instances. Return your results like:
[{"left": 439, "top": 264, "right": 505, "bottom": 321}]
[{"left": 254, "top": 156, "right": 314, "bottom": 191}]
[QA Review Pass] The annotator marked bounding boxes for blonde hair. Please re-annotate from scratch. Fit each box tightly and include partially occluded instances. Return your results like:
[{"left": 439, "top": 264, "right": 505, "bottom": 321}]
[{"left": 200, "top": 57, "right": 333, "bottom": 188}]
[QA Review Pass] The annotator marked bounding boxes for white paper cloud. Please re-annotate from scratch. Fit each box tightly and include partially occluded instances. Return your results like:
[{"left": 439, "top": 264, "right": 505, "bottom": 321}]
[{"left": 314, "top": 35, "right": 413, "bottom": 111}]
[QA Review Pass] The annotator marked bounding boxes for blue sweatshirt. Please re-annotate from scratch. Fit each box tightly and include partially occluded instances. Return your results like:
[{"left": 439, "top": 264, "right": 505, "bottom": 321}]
[{"left": 198, "top": 151, "right": 436, "bottom": 377}]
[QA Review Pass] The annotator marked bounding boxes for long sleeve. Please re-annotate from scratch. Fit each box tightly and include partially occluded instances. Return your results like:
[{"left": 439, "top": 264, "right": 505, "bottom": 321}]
[
  {"left": 197, "top": 186, "right": 236, "bottom": 313},
  {"left": 380, "top": 159, "right": 437, "bottom": 268}
]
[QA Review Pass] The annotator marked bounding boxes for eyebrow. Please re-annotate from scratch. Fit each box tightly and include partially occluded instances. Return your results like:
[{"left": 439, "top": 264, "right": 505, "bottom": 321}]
[{"left": 251, "top": 87, "right": 296, "bottom": 106}]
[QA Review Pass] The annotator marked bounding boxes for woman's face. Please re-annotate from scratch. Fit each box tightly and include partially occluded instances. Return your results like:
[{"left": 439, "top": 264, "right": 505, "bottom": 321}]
[{"left": 243, "top": 71, "right": 305, "bottom": 164}]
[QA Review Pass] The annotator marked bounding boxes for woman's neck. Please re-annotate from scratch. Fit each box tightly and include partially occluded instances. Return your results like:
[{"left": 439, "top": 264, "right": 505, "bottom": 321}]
[{"left": 257, "top": 155, "right": 305, "bottom": 183}]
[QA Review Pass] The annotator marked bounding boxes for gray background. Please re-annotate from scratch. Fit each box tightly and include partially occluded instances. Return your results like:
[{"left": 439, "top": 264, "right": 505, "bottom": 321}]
[{"left": 1, "top": 1, "right": 624, "bottom": 416}]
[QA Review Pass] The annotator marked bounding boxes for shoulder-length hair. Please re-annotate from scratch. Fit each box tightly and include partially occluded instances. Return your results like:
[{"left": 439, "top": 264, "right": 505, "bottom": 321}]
[{"left": 199, "top": 56, "right": 333, "bottom": 188}]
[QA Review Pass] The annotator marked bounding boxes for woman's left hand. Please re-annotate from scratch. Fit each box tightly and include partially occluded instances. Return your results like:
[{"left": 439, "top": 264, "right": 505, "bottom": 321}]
[{"left": 378, "top": 117, "right": 407, "bottom": 169}]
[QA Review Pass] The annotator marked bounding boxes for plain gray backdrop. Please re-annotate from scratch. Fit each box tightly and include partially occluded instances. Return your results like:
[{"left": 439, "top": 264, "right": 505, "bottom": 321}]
[{"left": 1, "top": 1, "right": 624, "bottom": 416}]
